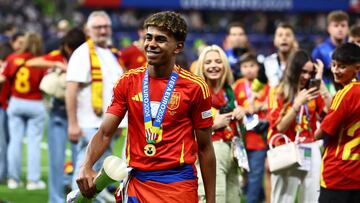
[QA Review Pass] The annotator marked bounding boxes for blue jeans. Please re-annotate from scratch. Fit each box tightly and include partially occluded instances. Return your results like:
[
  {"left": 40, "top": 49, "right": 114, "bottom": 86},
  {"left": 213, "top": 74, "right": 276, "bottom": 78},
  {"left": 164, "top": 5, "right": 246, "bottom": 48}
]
[
  {"left": 0, "top": 107, "right": 9, "bottom": 181},
  {"left": 6, "top": 97, "right": 46, "bottom": 182},
  {"left": 71, "top": 128, "right": 113, "bottom": 190},
  {"left": 47, "top": 99, "right": 77, "bottom": 203},
  {"left": 245, "top": 149, "right": 266, "bottom": 203}
]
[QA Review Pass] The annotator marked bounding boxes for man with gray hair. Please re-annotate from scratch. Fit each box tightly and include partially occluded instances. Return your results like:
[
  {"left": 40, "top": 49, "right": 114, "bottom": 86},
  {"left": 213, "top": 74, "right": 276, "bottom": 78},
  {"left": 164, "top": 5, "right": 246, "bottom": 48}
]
[{"left": 65, "top": 10, "right": 127, "bottom": 199}]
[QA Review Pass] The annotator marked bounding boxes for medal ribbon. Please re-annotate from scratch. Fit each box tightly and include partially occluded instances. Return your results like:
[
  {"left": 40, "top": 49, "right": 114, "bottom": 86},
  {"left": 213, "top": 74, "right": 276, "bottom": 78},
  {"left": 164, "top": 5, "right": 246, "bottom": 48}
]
[{"left": 142, "top": 67, "right": 179, "bottom": 143}]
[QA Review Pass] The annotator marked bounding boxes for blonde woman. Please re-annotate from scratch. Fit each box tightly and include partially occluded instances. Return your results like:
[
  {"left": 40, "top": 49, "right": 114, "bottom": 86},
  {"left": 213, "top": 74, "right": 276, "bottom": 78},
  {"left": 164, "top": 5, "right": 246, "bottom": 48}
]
[{"left": 195, "top": 44, "right": 244, "bottom": 203}]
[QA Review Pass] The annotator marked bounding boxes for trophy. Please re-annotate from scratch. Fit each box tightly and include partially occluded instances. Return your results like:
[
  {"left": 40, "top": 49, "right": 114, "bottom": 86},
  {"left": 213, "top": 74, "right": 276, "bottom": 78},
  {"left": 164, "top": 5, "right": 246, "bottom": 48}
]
[{"left": 67, "top": 155, "right": 128, "bottom": 203}]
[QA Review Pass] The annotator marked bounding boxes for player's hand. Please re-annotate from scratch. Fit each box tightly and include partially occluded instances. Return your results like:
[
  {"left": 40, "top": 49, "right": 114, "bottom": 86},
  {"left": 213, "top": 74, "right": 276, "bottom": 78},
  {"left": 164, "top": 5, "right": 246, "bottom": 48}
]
[
  {"left": 68, "top": 123, "right": 83, "bottom": 143},
  {"left": 231, "top": 106, "right": 245, "bottom": 121},
  {"left": 76, "top": 165, "right": 97, "bottom": 198},
  {"left": 213, "top": 112, "right": 232, "bottom": 130}
]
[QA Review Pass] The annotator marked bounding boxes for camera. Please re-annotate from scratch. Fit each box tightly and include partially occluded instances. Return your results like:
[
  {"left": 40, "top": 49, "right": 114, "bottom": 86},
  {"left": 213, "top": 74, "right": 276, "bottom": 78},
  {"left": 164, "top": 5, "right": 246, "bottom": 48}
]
[{"left": 219, "top": 105, "right": 232, "bottom": 114}]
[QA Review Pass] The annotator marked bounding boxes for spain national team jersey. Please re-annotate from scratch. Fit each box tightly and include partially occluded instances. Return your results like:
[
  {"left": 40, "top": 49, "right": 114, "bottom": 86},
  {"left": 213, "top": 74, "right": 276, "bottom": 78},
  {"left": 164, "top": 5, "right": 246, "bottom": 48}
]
[
  {"left": 320, "top": 81, "right": 360, "bottom": 189},
  {"left": 119, "top": 44, "right": 147, "bottom": 70},
  {"left": 2, "top": 52, "right": 47, "bottom": 100},
  {"left": 107, "top": 66, "right": 213, "bottom": 171},
  {"left": 233, "top": 78, "right": 268, "bottom": 150},
  {"left": 267, "top": 87, "right": 325, "bottom": 144},
  {"left": 43, "top": 49, "right": 66, "bottom": 63}
]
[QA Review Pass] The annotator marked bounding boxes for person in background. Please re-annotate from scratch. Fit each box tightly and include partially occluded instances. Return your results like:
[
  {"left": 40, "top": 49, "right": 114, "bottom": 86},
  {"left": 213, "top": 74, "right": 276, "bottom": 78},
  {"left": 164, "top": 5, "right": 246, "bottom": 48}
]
[
  {"left": 26, "top": 27, "right": 86, "bottom": 203},
  {"left": 233, "top": 53, "right": 268, "bottom": 203},
  {"left": 348, "top": 24, "right": 360, "bottom": 46},
  {"left": 0, "top": 32, "right": 25, "bottom": 184},
  {"left": 65, "top": 10, "right": 126, "bottom": 202},
  {"left": 0, "top": 32, "right": 48, "bottom": 190},
  {"left": 195, "top": 44, "right": 244, "bottom": 203},
  {"left": 348, "top": 24, "right": 360, "bottom": 79},
  {"left": 312, "top": 10, "right": 349, "bottom": 94},
  {"left": 267, "top": 50, "right": 331, "bottom": 203},
  {"left": 264, "top": 23, "right": 297, "bottom": 88},
  {"left": 315, "top": 43, "right": 360, "bottom": 203},
  {"left": 225, "top": 22, "right": 252, "bottom": 79},
  {"left": 119, "top": 24, "right": 147, "bottom": 70}
]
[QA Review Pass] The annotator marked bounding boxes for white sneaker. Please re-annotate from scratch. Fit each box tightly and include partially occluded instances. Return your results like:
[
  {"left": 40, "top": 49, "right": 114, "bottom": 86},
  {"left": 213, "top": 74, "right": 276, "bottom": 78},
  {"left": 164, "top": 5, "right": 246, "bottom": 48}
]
[
  {"left": 7, "top": 178, "right": 23, "bottom": 189},
  {"left": 26, "top": 180, "right": 46, "bottom": 190}
]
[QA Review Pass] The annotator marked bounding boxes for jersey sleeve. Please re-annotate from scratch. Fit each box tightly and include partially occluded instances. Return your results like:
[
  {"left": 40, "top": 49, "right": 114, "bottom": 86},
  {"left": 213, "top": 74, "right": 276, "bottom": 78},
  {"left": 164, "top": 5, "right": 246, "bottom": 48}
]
[
  {"left": 106, "top": 75, "right": 128, "bottom": 120},
  {"left": 43, "top": 50, "right": 63, "bottom": 61},
  {"left": 320, "top": 88, "right": 349, "bottom": 136},
  {"left": 311, "top": 46, "right": 321, "bottom": 61},
  {"left": 190, "top": 83, "right": 213, "bottom": 129}
]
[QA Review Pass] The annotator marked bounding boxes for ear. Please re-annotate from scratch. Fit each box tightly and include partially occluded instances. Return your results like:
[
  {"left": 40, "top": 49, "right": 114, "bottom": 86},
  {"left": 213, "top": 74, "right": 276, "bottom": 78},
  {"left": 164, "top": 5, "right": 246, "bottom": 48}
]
[
  {"left": 356, "top": 63, "right": 360, "bottom": 71},
  {"left": 174, "top": 42, "right": 184, "bottom": 54}
]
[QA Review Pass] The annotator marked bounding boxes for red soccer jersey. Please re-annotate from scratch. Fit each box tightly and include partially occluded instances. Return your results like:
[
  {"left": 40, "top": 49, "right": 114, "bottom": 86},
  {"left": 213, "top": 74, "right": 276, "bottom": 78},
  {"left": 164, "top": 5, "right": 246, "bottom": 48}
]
[
  {"left": 233, "top": 78, "right": 269, "bottom": 150},
  {"left": 43, "top": 50, "right": 66, "bottom": 63},
  {"left": 267, "top": 87, "right": 325, "bottom": 144},
  {"left": 119, "top": 44, "right": 147, "bottom": 70},
  {"left": 209, "top": 87, "right": 238, "bottom": 142},
  {"left": 320, "top": 81, "right": 360, "bottom": 190},
  {"left": 0, "top": 80, "right": 11, "bottom": 109},
  {"left": 2, "top": 52, "right": 47, "bottom": 100},
  {"left": 107, "top": 67, "right": 213, "bottom": 171}
]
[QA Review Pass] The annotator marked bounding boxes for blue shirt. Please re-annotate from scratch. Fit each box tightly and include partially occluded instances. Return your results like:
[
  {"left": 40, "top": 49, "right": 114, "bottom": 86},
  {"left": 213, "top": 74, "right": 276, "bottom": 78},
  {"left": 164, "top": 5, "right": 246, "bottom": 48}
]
[{"left": 311, "top": 38, "right": 337, "bottom": 84}]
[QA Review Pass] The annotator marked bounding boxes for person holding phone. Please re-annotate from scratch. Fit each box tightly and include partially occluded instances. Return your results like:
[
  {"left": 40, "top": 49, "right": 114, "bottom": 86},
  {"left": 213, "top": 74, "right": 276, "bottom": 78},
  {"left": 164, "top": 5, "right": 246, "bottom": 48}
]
[
  {"left": 267, "top": 50, "right": 331, "bottom": 203},
  {"left": 195, "top": 44, "right": 245, "bottom": 203}
]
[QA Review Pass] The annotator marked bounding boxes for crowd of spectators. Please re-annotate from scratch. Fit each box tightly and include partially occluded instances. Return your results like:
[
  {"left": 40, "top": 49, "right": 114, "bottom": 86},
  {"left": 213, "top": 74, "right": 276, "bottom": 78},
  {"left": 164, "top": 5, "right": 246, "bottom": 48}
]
[{"left": 1, "top": 0, "right": 360, "bottom": 61}]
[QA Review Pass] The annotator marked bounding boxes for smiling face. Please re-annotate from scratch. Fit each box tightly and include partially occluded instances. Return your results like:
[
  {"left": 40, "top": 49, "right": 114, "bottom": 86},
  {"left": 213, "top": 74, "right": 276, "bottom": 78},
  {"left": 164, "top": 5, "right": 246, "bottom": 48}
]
[
  {"left": 203, "top": 50, "right": 225, "bottom": 81},
  {"left": 144, "top": 26, "right": 183, "bottom": 68},
  {"left": 274, "top": 27, "right": 295, "bottom": 54},
  {"left": 331, "top": 60, "right": 358, "bottom": 85},
  {"left": 298, "top": 61, "right": 314, "bottom": 89}
]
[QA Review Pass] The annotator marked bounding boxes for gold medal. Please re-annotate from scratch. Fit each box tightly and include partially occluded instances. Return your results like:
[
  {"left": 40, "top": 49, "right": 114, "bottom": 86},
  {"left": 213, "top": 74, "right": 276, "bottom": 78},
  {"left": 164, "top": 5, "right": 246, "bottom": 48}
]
[{"left": 144, "top": 144, "right": 156, "bottom": 156}]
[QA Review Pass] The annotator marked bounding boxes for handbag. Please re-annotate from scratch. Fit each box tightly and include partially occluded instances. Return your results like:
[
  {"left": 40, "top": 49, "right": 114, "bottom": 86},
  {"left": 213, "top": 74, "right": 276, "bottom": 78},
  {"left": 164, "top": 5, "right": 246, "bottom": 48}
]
[
  {"left": 39, "top": 68, "right": 66, "bottom": 99},
  {"left": 267, "top": 133, "right": 301, "bottom": 173}
]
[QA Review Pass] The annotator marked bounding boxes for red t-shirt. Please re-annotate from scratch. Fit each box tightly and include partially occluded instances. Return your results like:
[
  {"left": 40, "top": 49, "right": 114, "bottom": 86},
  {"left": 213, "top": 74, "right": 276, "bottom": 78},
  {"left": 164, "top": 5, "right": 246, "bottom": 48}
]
[
  {"left": 233, "top": 78, "right": 268, "bottom": 150},
  {"left": 0, "top": 80, "right": 11, "bottom": 109},
  {"left": 107, "top": 67, "right": 213, "bottom": 171},
  {"left": 210, "top": 87, "right": 238, "bottom": 142},
  {"left": 267, "top": 87, "right": 325, "bottom": 144},
  {"left": 119, "top": 44, "right": 146, "bottom": 70},
  {"left": 320, "top": 81, "right": 360, "bottom": 190},
  {"left": 43, "top": 50, "right": 66, "bottom": 62},
  {"left": 2, "top": 52, "right": 47, "bottom": 100}
]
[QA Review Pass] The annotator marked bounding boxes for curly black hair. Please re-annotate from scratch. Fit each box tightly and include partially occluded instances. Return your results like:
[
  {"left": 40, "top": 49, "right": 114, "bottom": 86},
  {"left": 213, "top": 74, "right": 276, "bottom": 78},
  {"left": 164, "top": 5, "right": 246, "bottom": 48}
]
[{"left": 143, "top": 11, "right": 187, "bottom": 42}]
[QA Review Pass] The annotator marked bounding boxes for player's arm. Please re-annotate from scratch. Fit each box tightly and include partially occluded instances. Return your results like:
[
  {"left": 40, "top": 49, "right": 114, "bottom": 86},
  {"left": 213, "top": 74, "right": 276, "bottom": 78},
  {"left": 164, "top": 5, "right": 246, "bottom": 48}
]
[
  {"left": 76, "top": 113, "right": 122, "bottom": 198},
  {"left": 315, "top": 128, "right": 330, "bottom": 140},
  {"left": 195, "top": 127, "right": 215, "bottom": 203},
  {"left": 65, "top": 81, "right": 82, "bottom": 142},
  {"left": 26, "top": 57, "right": 67, "bottom": 70}
]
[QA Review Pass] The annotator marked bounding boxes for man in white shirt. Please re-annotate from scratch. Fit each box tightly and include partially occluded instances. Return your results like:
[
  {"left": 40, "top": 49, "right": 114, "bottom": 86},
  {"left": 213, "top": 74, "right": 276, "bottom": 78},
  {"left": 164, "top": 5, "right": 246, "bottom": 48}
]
[
  {"left": 65, "top": 10, "right": 126, "bottom": 192},
  {"left": 264, "top": 23, "right": 297, "bottom": 87}
]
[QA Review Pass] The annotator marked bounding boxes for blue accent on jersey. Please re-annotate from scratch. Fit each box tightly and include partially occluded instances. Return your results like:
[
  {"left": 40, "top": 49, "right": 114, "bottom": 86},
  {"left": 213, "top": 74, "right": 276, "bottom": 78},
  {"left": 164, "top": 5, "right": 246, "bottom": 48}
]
[{"left": 132, "top": 164, "right": 196, "bottom": 184}]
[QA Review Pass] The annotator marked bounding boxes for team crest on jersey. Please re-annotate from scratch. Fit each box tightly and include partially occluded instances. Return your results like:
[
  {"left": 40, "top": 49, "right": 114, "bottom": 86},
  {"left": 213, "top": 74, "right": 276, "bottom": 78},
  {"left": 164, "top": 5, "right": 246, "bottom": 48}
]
[{"left": 168, "top": 91, "right": 181, "bottom": 110}]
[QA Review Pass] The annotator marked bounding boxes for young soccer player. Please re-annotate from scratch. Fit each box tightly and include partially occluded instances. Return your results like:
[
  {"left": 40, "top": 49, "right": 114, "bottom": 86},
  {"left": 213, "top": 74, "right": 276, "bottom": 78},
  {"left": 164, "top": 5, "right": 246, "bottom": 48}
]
[
  {"left": 315, "top": 43, "right": 360, "bottom": 203},
  {"left": 75, "top": 11, "right": 216, "bottom": 203}
]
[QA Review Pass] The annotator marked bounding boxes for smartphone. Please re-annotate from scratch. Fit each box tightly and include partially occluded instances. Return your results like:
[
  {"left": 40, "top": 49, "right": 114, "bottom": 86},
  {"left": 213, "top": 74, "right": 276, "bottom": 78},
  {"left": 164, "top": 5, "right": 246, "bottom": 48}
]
[{"left": 308, "top": 78, "right": 321, "bottom": 90}]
